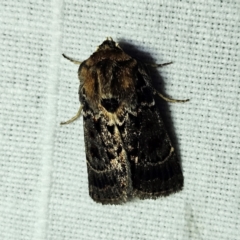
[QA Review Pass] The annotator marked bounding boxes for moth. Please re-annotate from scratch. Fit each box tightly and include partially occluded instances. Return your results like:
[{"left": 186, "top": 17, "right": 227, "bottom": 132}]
[{"left": 61, "top": 37, "right": 188, "bottom": 204}]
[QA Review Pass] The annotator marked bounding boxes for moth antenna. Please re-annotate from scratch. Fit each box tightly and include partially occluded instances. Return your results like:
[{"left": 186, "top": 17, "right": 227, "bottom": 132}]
[
  {"left": 62, "top": 54, "right": 82, "bottom": 65},
  {"left": 146, "top": 62, "right": 173, "bottom": 68}
]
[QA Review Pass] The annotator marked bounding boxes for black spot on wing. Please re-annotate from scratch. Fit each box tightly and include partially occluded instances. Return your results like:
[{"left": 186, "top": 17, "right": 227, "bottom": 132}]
[{"left": 101, "top": 98, "right": 120, "bottom": 113}]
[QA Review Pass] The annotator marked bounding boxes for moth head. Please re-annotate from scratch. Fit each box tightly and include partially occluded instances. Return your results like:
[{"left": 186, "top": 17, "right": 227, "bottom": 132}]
[{"left": 96, "top": 37, "right": 121, "bottom": 51}]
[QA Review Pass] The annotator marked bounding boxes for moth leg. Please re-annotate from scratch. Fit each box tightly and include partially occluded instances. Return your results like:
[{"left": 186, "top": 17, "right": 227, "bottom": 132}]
[
  {"left": 156, "top": 92, "right": 189, "bottom": 103},
  {"left": 60, "top": 105, "right": 83, "bottom": 125},
  {"left": 147, "top": 61, "right": 189, "bottom": 102},
  {"left": 62, "top": 54, "right": 82, "bottom": 65}
]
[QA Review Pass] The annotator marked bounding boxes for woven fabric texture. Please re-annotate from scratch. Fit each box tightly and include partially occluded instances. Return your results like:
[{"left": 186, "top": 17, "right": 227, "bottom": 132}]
[{"left": 0, "top": 1, "right": 239, "bottom": 240}]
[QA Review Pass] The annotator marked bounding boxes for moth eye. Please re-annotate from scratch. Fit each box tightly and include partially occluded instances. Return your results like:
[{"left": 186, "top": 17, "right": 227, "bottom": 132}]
[{"left": 101, "top": 98, "right": 119, "bottom": 113}]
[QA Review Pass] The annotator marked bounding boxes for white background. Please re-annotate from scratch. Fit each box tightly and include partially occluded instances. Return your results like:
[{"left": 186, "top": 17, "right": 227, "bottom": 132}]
[{"left": 0, "top": 1, "right": 239, "bottom": 240}]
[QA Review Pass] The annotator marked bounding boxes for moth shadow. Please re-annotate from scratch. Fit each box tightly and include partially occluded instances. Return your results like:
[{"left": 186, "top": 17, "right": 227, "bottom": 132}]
[{"left": 119, "top": 40, "right": 183, "bottom": 167}]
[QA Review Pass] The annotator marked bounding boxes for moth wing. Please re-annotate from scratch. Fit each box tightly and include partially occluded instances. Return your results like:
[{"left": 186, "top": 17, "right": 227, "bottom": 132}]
[
  {"left": 83, "top": 107, "right": 131, "bottom": 204},
  {"left": 124, "top": 64, "right": 184, "bottom": 198}
]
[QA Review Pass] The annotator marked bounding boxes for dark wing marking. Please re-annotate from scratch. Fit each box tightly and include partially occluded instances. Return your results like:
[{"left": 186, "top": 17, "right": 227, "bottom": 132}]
[
  {"left": 123, "top": 64, "right": 183, "bottom": 199},
  {"left": 83, "top": 104, "right": 132, "bottom": 204}
]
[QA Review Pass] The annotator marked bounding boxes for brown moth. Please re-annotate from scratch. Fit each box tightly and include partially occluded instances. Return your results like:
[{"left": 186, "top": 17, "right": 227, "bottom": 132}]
[{"left": 62, "top": 38, "right": 188, "bottom": 204}]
